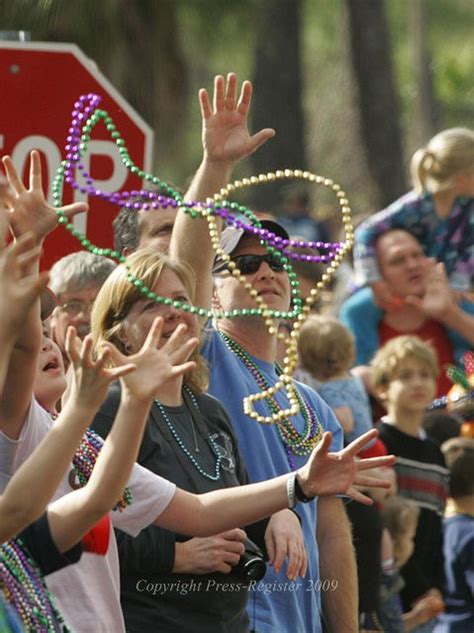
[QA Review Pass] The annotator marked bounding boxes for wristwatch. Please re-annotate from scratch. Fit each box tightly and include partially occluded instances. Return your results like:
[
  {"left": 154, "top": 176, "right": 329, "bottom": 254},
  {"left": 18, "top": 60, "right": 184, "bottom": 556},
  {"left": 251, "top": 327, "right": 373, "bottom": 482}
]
[
  {"left": 295, "top": 473, "right": 315, "bottom": 503},
  {"left": 287, "top": 472, "right": 315, "bottom": 508}
]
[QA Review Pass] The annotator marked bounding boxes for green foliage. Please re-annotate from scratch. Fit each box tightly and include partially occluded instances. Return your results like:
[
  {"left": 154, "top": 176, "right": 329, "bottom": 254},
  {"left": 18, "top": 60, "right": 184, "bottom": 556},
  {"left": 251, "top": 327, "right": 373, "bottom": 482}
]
[{"left": 0, "top": 0, "right": 473, "bottom": 209}]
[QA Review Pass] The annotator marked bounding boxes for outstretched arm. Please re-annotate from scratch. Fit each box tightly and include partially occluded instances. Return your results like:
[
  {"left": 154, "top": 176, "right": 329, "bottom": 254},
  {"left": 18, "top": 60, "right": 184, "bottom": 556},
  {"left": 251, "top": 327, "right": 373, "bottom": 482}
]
[
  {"left": 0, "top": 226, "right": 49, "bottom": 395},
  {"left": 170, "top": 73, "right": 275, "bottom": 312},
  {"left": 0, "top": 328, "right": 135, "bottom": 543},
  {"left": 0, "top": 151, "right": 88, "bottom": 439},
  {"left": 47, "top": 319, "right": 198, "bottom": 552},
  {"left": 154, "top": 429, "right": 395, "bottom": 536}
]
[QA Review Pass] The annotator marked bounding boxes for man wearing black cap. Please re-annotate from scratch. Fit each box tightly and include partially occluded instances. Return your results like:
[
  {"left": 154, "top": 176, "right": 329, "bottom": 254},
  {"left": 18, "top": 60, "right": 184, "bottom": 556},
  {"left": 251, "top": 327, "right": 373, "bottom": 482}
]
[{"left": 171, "top": 74, "right": 359, "bottom": 633}]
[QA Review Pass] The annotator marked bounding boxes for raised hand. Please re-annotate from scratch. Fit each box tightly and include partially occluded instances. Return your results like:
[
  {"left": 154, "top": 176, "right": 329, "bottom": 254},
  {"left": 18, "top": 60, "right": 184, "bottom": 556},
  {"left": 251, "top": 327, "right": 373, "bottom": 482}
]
[
  {"left": 199, "top": 73, "right": 275, "bottom": 167},
  {"left": 104, "top": 318, "right": 198, "bottom": 402},
  {"left": 65, "top": 327, "right": 137, "bottom": 411},
  {"left": 0, "top": 171, "right": 14, "bottom": 212},
  {"left": 405, "top": 260, "right": 454, "bottom": 319},
  {"left": 2, "top": 150, "right": 88, "bottom": 243},
  {"left": 298, "top": 429, "right": 396, "bottom": 505},
  {"left": 0, "top": 227, "right": 49, "bottom": 341}
]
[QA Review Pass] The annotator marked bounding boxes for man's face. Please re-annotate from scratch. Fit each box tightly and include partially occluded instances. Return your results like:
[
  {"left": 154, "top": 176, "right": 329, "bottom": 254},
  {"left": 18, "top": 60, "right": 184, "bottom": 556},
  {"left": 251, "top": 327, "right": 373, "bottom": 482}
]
[
  {"left": 50, "top": 283, "right": 101, "bottom": 354},
  {"left": 136, "top": 206, "right": 177, "bottom": 253},
  {"left": 214, "top": 237, "right": 292, "bottom": 317},
  {"left": 376, "top": 231, "right": 428, "bottom": 298}
]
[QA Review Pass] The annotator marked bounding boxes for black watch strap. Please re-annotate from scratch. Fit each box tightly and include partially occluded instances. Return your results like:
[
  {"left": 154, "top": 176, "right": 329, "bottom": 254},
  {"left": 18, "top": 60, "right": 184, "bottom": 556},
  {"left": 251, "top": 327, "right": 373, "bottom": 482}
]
[{"left": 294, "top": 474, "right": 315, "bottom": 503}]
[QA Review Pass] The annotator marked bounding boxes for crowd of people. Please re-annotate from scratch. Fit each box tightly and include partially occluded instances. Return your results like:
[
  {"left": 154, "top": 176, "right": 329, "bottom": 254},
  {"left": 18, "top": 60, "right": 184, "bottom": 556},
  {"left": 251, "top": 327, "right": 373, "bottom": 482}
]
[{"left": 0, "top": 72, "right": 472, "bottom": 633}]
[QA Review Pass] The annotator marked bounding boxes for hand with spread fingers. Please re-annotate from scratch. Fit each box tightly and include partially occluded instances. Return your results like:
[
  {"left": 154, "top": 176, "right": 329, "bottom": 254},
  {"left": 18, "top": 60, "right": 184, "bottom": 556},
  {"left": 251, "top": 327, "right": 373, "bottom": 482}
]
[
  {"left": 297, "top": 429, "right": 396, "bottom": 505},
  {"left": 104, "top": 318, "right": 199, "bottom": 403},
  {"left": 405, "top": 260, "right": 453, "bottom": 319},
  {"left": 65, "top": 328, "right": 137, "bottom": 412},
  {"left": 199, "top": 72, "right": 275, "bottom": 167},
  {"left": 1, "top": 150, "right": 88, "bottom": 244}
]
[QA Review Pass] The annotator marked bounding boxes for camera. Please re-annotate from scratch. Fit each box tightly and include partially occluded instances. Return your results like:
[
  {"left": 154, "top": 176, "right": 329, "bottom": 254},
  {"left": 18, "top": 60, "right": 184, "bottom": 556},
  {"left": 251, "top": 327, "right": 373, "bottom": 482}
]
[{"left": 232, "top": 537, "right": 266, "bottom": 583}]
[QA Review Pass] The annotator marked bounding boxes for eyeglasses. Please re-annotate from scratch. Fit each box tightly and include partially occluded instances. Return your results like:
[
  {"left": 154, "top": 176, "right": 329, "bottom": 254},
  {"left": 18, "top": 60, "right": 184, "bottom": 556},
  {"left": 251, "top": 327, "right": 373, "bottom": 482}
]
[
  {"left": 229, "top": 254, "right": 286, "bottom": 275},
  {"left": 58, "top": 299, "right": 95, "bottom": 316}
]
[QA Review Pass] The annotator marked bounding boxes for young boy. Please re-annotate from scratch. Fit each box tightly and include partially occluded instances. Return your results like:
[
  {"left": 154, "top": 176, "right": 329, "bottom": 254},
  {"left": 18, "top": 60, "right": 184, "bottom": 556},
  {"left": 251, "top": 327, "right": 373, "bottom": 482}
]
[
  {"left": 434, "top": 445, "right": 474, "bottom": 633},
  {"left": 372, "top": 336, "right": 448, "bottom": 620}
]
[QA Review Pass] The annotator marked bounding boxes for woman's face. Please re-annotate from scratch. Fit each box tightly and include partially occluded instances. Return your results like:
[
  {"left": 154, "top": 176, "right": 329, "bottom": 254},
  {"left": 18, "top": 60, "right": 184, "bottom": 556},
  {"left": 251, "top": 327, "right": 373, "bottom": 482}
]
[{"left": 120, "top": 267, "right": 199, "bottom": 353}]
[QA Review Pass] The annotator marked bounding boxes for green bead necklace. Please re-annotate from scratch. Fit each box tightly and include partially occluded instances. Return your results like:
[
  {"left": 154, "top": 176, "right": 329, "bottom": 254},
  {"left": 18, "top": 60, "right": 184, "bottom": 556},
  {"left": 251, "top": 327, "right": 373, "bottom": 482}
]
[{"left": 218, "top": 331, "right": 323, "bottom": 467}]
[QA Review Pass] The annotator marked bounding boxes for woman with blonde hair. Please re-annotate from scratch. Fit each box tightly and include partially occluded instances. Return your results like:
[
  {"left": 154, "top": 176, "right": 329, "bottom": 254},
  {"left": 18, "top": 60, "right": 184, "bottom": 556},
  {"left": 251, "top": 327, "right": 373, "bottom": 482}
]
[
  {"left": 90, "top": 250, "right": 306, "bottom": 633},
  {"left": 341, "top": 128, "right": 474, "bottom": 368},
  {"left": 355, "top": 127, "right": 474, "bottom": 298}
]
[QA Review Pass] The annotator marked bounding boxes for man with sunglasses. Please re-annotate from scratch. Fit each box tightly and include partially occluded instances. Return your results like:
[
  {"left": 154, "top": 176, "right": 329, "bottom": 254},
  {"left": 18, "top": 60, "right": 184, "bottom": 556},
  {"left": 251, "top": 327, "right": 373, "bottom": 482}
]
[{"left": 170, "top": 73, "right": 361, "bottom": 633}]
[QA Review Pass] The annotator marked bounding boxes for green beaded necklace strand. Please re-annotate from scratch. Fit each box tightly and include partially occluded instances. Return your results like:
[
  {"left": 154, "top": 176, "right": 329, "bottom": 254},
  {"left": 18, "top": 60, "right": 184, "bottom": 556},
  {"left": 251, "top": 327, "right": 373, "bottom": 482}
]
[{"left": 218, "top": 331, "right": 323, "bottom": 465}]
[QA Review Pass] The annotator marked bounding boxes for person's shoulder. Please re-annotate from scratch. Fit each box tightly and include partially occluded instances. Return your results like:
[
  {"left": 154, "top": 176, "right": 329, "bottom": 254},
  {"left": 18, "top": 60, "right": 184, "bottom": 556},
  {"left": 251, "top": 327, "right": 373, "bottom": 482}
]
[
  {"left": 194, "top": 390, "right": 228, "bottom": 418},
  {"left": 339, "top": 286, "right": 376, "bottom": 319},
  {"left": 200, "top": 323, "right": 220, "bottom": 357},
  {"left": 443, "top": 514, "right": 474, "bottom": 549},
  {"left": 420, "top": 434, "right": 446, "bottom": 465},
  {"left": 376, "top": 420, "right": 394, "bottom": 440},
  {"left": 296, "top": 379, "right": 341, "bottom": 427},
  {"left": 19, "top": 398, "right": 53, "bottom": 440}
]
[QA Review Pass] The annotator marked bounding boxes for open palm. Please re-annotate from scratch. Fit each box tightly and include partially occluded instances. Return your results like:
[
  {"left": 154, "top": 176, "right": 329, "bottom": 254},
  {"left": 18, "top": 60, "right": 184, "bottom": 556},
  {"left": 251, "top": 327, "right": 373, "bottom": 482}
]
[
  {"left": 2, "top": 150, "right": 87, "bottom": 243},
  {"left": 301, "top": 429, "right": 396, "bottom": 505},
  {"left": 200, "top": 73, "right": 275, "bottom": 165},
  {"left": 104, "top": 318, "right": 198, "bottom": 402}
]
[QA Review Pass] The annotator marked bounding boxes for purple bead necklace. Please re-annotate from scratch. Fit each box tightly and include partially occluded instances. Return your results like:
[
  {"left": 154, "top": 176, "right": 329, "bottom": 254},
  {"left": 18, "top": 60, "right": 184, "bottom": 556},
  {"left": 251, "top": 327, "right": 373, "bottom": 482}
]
[{"left": 0, "top": 539, "right": 70, "bottom": 632}]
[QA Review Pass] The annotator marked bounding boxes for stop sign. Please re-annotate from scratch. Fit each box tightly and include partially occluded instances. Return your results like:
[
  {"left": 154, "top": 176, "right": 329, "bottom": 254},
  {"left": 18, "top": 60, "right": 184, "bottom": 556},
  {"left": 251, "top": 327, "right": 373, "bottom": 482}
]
[{"left": 0, "top": 41, "right": 153, "bottom": 268}]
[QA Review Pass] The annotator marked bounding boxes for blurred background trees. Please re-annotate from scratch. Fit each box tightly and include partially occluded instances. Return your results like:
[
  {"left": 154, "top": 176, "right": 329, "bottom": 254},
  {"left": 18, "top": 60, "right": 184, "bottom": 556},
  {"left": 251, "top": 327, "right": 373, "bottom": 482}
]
[{"left": 0, "top": 0, "right": 473, "bottom": 224}]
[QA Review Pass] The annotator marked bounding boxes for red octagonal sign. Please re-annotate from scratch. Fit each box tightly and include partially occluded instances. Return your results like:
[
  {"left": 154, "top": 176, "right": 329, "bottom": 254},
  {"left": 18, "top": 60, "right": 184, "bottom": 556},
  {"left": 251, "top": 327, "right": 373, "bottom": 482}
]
[{"left": 0, "top": 41, "right": 154, "bottom": 268}]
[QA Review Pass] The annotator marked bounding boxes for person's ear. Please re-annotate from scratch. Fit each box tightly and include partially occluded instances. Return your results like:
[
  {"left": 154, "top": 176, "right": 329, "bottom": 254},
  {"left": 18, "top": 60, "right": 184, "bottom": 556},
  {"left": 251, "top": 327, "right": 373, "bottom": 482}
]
[{"left": 211, "top": 286, "right": 222, "bottom": 312}]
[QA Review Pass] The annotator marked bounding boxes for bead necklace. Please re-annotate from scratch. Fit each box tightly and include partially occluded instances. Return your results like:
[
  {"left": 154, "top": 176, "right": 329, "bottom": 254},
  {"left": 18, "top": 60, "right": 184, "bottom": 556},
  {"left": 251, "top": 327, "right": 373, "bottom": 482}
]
[
  {"left": 0, "top": 538, "right": 70, "bottom": 632},
  {"left": 154, "top": 386, "right": 223, "bottom": 481},
  {"left": 51, "top": 93, "right": 352, "bottom": 325},
  {"left": 51, "top": 92, "right": 354, "bottom": 419},
  {"left": 72, "top": 428, "right": 133, "bottom": 511},
  {"left": 218, "top": 331, "right": 322, "bottom": 468}
]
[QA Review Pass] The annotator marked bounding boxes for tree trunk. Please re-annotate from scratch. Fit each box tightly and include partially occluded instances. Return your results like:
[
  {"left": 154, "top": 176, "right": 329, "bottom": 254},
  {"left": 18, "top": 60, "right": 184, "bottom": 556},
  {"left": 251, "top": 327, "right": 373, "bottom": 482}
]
[
  {"left": 410, "top": 0, "right": 439, "bottom": 146},
  {"left": 115, "top": 0, "right": 188, "bottom": 170},
  {"left": 345, "top": 0, "right": 406, "bottom": 207},
  {"left": 250, "top": 0, "right": 307, "bottom": 213}
]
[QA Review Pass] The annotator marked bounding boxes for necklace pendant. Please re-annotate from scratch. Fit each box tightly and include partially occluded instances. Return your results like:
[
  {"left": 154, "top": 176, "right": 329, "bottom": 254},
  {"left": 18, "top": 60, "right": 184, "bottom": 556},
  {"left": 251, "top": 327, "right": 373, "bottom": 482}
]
[{"left": 195, "top": 446, "right": 200, "bottom": 453}]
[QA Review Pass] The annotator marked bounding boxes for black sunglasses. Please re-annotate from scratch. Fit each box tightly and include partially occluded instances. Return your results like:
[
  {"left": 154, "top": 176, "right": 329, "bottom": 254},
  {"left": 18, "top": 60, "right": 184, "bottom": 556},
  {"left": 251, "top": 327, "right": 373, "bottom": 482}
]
[{"left": 229, "top": 253, "right": 286, "bottom": 275}]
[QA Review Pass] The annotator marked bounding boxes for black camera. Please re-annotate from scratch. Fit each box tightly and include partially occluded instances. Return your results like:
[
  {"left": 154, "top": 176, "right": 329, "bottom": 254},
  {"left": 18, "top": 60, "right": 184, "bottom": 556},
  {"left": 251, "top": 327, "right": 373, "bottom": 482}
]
[{"left": 232, "top": 537, "right": 266, "bottom": 583}]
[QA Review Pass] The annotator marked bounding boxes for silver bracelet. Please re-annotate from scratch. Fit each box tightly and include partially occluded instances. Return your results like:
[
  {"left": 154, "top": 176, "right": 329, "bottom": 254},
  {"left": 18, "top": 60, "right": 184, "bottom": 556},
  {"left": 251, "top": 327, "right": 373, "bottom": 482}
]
[{"left": 287, "top": 473, "right": 297, "bottom": 509}]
